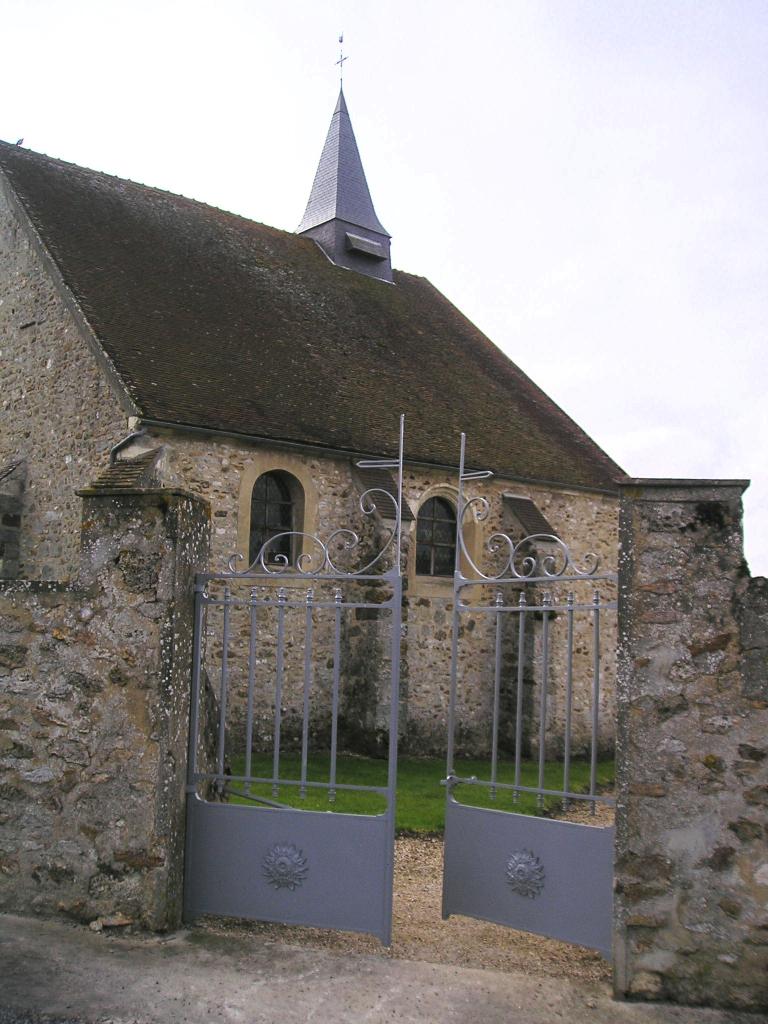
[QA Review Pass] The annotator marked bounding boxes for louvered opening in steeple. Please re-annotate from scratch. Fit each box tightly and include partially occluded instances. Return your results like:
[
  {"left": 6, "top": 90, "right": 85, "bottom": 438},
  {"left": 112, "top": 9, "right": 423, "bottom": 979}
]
[{"left": 298, "top": 89, "right": 392, "bottom": 284}]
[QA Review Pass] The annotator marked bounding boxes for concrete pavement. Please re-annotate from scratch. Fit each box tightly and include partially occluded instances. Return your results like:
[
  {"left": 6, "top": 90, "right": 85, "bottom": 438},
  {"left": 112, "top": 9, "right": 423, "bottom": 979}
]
[{"left": 0, "top": 915, "right": 762, "bottom": 1024}]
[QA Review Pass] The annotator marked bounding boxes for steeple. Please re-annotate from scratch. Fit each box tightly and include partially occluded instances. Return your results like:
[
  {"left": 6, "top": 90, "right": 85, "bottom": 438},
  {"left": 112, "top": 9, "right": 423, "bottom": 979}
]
[{"left": 298, "top": 88, "right": 392, "bottom": 283}]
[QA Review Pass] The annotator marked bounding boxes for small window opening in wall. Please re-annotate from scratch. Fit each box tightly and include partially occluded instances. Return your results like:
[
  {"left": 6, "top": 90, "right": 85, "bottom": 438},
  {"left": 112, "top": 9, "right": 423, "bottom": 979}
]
[
  {"left": 249, "top": 472, "right": 295, "bottom": 565},
  {"left": 416, "top": 497, "right": 456, "bottom": 577}
]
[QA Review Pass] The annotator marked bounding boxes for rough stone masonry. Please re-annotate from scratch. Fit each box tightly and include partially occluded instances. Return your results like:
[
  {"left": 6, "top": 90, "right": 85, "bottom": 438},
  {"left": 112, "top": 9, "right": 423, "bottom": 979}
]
[
  {"left": 0, "top": 486, "right": 209, "bottom": 930},
  {"left": 614, "top": 480, "right": 768, "bottom": 1012}
]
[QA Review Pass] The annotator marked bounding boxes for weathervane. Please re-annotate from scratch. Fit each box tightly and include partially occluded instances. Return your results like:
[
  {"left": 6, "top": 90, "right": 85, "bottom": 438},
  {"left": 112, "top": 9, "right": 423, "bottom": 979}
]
[{"left": 336, "top": 32, "right": 348, "bottom": 84}]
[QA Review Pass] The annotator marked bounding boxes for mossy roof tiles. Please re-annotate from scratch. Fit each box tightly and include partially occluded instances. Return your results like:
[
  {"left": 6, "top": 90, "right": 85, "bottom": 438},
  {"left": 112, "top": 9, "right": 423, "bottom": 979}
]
[{"left": 0, "top": 141, "right": 623, "bottom": 490}]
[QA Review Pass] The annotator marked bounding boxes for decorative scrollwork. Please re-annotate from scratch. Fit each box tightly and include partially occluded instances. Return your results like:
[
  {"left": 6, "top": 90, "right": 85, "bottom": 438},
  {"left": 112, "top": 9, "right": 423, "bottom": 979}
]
[
  {"left": 506, "top": 849, "right": 545, "bottom": 899},
  {"left": 262, "top": 843, "right": 309, "bottom": 891},
  {"left": 458, "top": 497, "right": 600, "bottom": 582},
  {"left": 217, "top": 418, "right": 406, "bottom": 579},
  {"left": 227, "top": 531, "right": 332, "bottom": 576},
  {"left": 463, "top": 494, "right": 491, "bottom": 524},
  {"left": 454, "top": 432, "right": 603, "bottom": 583},
  {"left": 359, "top": 486, "right": 398, "bottom": 519},
  {"left": 224, "top": 489, "right": 400, "bottom": 578}
]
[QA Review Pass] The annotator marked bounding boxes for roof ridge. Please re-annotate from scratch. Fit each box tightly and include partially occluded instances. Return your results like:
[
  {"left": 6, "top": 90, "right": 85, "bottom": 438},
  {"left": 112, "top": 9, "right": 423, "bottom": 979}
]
[{"left": 0, "top": 139, "right": 283, "bottom": 236}]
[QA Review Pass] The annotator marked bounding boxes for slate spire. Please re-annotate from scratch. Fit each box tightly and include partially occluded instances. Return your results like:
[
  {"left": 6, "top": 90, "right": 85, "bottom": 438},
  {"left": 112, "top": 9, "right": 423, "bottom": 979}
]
[{"left": 298, "top": 88, "right": 392, "bottom": 283}]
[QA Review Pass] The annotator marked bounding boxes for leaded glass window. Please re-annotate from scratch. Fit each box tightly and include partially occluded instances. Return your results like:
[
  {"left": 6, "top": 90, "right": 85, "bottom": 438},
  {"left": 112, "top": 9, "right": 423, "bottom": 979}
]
[
  {"left": 249, "top": 472, "right": 294, "bottom": 565},
  {"left": 416, "top": 497, "right": 456, "bottom": 577}
]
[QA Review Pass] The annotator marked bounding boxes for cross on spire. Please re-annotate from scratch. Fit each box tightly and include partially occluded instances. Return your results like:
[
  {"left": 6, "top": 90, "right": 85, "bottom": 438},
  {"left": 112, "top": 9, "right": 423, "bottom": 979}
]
[{"left": 336, "top": 32, "right": 348, "bottom": 84}]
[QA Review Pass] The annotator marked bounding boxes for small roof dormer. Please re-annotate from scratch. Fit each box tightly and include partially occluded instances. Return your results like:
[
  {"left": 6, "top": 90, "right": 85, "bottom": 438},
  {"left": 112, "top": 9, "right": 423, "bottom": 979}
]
[{"left": 298, "top": 88, "right": 392, "bottom": 284}]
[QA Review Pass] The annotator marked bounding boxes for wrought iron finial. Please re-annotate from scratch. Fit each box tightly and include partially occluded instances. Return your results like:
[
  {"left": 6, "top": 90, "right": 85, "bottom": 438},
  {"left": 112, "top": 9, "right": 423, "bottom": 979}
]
[{"left": 336, "top": 32, "right": 348, "bottom": 83}]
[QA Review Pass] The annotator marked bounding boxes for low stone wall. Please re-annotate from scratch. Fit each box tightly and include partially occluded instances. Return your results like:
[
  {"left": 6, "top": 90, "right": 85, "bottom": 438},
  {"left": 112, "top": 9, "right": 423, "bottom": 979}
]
[
  {"left": 0, "top": 487, "right": 209, "bottom": 930},
  {"left": 614, "top": 480, "right": 768, "bottom": 1012}
]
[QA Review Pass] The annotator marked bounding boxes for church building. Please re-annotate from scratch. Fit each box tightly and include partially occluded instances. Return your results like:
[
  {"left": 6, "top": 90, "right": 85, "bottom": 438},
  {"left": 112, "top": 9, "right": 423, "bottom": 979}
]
[{"left": 0, "top": 90, "right": 622, "bottom": 755}]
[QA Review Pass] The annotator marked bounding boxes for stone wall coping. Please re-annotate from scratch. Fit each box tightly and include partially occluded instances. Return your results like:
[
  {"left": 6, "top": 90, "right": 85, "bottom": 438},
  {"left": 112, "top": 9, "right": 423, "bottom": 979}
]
[
  {"left": 75, "top": 485, "right": 206, "bottom": 505},
  {"left": 618, "top": 477, "right": 749, "bottom": 492}
]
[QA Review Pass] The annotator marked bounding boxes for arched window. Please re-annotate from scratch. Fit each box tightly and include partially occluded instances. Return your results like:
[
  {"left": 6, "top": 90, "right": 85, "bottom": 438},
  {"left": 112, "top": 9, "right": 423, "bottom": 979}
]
[
  {"left": 416, "top": 497, "right": 456, "bottom": 577},
  {"left": 249, "top": 471, "right": 297, "bottom": 565}
]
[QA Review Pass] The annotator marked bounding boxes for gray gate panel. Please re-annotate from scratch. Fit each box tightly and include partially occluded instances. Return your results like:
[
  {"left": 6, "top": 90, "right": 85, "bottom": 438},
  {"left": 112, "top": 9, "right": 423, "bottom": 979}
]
[
  {"left": 442, "top": 798, "right": 614, "bottom": 957},
  {"left": 185, "top": 796, "right": 393, "bottom": 943}
]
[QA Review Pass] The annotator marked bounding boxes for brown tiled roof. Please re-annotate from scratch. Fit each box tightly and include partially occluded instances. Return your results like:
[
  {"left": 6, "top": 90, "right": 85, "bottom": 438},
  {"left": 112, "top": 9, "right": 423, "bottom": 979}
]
[{"left": 0, "top": 141, "right": 623, "bottom": 491}]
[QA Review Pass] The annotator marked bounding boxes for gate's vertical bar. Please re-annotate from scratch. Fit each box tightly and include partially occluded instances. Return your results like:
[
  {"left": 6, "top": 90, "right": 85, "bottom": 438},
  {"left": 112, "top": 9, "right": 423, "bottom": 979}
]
[
  {"left": 395, "top": 413, "right": 404, "bottom": 571},
  {"left": 381, "top": 416, "right": 404, "bottom": 945},
  {"left": 446, "top": 433, "right": 467, "bottom": 777},
  {"left": 300, "top": 588, "right": 314, "bottom": 800},
  {"left": 216, "top": 587, "right": 231, "bottom": 779},
  {"left": 329, "top": 588, "right": 343, "bottom": 803},
  {"left": 382, "top": 574, "right": 402, "bottom": 946},
  {"left": 562, "top": 591, "right": 575, "bottom": 808},
  {"left": 272, "top": 587, "right": 287, "bottom": 798},
  {"left": 244, "top": 587, "right": 258, "bottom": 793},
  {"left": 490, "top": 591, "right": 504, "bottom": 800},
  {"left": 444, "top": 598, "right": 462, "bottom": 774},
  {"left": 513, "top": 591, "right": 527, "bottom": 802},
  {"left": 536, "top": 591, "right": 552, "bottom": 808},
  {"left": 590, "top": 589, "right": 601, "bottom": 814}
]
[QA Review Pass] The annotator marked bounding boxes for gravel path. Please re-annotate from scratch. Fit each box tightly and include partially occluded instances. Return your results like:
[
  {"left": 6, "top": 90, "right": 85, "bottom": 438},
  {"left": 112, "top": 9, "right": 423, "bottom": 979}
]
[{"left": 201, "top": 802, "right": 615, "bottom": 984}]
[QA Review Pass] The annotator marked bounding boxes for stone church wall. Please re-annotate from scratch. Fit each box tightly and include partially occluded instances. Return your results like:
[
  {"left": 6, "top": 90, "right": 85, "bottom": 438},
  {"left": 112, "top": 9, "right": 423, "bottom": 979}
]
[
  {"left": 401, "top": 467, "right": 618, "bottom": 759},
  {"left": 0, "top": 182, "right": 128, "bottom": 582},
  {"left": 149, "top": 431, "right": 619, "bottom": 759},
  {"left": 0, "top": 166, "right": 620, "bottom": 760}
]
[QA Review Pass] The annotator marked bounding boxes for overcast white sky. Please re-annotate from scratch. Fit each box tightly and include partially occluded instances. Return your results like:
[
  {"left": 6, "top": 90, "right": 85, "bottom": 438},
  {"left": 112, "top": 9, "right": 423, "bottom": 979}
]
[{"left": 2, "top": 0, "right": 766, "bottom": 573}]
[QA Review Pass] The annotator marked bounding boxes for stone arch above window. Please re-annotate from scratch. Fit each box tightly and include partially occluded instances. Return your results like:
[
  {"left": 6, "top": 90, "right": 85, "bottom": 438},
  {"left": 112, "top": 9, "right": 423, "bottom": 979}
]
[
  {"left": 248, "top": 470, "right": 304, "bottom": 566},
  {"left": 416, "top": 496, "right": 456, "bottom": 577},
  {"left": 407, "top": 483, "right": 483, "bottom": 596}
]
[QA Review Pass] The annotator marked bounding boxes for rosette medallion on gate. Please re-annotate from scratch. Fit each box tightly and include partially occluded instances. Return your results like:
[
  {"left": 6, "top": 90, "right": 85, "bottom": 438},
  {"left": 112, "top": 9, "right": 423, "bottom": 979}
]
[
  {"left": 262, "top": 843, "right": 309, "bottom": 890},
  {"left": 505, "top": 849, "right": 545, "bottom": 898}
]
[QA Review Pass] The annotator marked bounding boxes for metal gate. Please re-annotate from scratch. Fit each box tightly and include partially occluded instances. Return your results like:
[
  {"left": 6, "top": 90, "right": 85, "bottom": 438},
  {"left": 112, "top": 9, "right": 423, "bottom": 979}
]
[
  {"left": 183, "top": 420, "right": 405, "bottom": 944},
  {"left": 441, "top": 434, "right": 616, "bottom": 957}
]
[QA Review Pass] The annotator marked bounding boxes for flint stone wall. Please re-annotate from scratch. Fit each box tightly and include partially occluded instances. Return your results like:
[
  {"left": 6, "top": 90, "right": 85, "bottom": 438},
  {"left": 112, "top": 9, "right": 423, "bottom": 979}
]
[
  {"left": 0, "top": 179, "right": 128, "bottom": 582},
  {"left": 151, "top": 432, "right": 619, "bottom": 757},
  {"left": 0, "top": 488, "right": 209, "bottom": 930},
  {"left": 614, "top": 480, "right": 768, "bottom": 1012}
]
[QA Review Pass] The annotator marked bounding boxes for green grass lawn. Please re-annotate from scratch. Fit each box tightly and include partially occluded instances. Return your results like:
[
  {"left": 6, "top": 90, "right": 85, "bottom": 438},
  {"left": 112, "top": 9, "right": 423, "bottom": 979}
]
[{"left": 225, "top": 753, "right": 614, "bottom": 833}]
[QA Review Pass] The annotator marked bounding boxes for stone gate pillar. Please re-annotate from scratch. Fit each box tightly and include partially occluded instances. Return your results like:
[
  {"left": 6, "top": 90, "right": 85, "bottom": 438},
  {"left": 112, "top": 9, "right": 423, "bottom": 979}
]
[
  {"left": 0, "top": 485, "right": 210, "bottom": 930},
  {"left": 614, "top": 479, "right": 768, "bottom": 1012}
]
